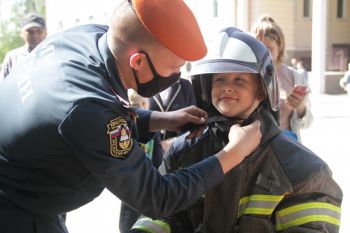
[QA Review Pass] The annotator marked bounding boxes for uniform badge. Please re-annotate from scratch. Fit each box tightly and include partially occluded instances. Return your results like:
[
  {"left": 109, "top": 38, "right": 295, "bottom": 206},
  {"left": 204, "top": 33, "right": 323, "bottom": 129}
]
[{"left": 107, "top": 117, "right": 133, "bottom": 159}]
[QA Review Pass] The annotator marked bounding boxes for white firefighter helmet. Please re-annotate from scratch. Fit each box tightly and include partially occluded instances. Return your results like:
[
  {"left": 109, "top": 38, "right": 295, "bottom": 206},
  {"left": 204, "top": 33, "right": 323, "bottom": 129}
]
[{"left": 190, "top": 27, "right": 279, "bottom": 120}]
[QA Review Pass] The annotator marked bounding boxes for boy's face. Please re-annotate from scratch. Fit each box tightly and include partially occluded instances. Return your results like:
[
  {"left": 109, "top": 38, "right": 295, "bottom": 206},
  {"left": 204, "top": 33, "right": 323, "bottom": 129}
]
[{"left": 211, "top": 72, "right": 265, "bottom": 119}]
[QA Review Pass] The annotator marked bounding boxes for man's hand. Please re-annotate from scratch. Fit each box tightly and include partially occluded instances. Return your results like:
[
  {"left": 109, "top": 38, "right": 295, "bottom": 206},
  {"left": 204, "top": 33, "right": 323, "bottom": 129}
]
[
  {"left": 216, "top": 120, "right": 261, "bottom": 174},
  {"left": 149, "top": 105, "right": 207, "bottom": 132}
]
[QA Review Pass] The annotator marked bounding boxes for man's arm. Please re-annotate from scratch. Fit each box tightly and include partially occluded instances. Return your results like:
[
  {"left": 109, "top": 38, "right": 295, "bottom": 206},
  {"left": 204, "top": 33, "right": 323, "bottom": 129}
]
[
  {"left": 59, "top": 102, "right": 261, "bottom": 218},
  {"left": 151, "top": 106, "right": 261, "bottom": 174},
  {"left": 149, "top": 105, "right": 207, "bottom": 132}
]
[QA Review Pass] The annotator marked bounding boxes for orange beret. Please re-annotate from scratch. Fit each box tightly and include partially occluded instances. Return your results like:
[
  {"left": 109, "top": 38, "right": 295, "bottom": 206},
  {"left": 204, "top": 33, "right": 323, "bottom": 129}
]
[{"left": 130, "top": 0, "right": 207, "bottom": 61}]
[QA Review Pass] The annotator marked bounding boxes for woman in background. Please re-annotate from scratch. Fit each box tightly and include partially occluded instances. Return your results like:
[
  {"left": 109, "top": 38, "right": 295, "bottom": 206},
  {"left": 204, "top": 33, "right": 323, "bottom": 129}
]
[{"left": 252, "top": 15, "right": 313, "bottom": 142}]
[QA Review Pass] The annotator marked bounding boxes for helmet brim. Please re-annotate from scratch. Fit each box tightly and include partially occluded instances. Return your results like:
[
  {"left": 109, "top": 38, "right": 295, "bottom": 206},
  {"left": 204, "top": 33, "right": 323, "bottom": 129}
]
[{"left": 189, "top": 60, "right": 258, "bottom": 76}]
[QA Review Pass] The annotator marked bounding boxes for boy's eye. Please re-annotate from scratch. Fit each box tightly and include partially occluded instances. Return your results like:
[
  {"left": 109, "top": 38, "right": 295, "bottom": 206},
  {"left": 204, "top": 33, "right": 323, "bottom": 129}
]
[
  {"left": 235, "top": 77, "right": 245, "bottom": 83},
  {"left": 213, "top": 77, "right": 225, "bottom": 83}
]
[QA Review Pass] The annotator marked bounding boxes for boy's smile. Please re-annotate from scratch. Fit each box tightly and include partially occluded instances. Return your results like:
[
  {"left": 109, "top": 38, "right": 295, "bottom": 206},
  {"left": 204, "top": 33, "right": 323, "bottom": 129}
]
[
  {"left": 211, "top": 72, "right": 265, "bottom": 119},
  {"left": 219, "top": 95, "right": 239, "bottom": 101}
]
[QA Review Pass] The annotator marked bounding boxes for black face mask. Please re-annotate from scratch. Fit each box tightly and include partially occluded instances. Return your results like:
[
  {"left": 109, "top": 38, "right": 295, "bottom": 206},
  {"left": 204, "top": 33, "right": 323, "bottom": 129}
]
[{"left": 132, "top": 52, "right": 181, "bottom": 98}]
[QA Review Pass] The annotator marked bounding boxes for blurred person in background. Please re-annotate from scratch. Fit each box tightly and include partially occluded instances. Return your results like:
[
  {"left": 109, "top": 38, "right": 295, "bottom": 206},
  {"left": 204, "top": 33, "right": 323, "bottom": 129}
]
[
  {"left": 252, "top": 15, "right": 313, "bottom": 142},
  {"left": 339, "top": 62, "right": 350, "bottom": 95},
  {"left": 296, "top": 59, "right": 309, "bottom": 83},
  {"left": 0, "top": 13, "right": 47, "bottom": 84},
  {"left": 148, "top": 77, "right": 196, "bottom": 152},
  {"left": 290, "top": 57, "right": 298, "bottom": 69}
]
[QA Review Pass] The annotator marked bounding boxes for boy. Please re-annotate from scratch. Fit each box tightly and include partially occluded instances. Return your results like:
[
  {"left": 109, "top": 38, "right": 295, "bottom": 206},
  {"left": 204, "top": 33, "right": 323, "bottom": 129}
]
[{"left": 130, "top": 27, "right": 342, "bottom": 233}]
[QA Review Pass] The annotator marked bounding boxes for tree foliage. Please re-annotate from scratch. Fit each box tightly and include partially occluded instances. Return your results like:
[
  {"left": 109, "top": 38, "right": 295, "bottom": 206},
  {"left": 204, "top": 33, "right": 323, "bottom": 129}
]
[{"left": 0, "top": 0, "right": 46, "bottom": 64}]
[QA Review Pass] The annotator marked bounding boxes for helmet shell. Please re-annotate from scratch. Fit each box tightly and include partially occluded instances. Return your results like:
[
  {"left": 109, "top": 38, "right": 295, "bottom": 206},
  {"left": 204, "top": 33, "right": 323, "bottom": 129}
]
[{"left": 190, "top": 27, "right": 279, "bottom": 119}]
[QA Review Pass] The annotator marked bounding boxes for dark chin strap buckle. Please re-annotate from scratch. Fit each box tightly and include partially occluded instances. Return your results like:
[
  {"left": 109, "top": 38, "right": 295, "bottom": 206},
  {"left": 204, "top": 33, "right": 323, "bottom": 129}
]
[{"left": 180, "top": 115, "right": 230, "bottom": 133}]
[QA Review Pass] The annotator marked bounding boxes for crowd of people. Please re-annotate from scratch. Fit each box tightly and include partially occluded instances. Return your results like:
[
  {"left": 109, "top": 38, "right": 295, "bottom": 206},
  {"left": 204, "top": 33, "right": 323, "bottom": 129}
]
[{"left": 0, "top": 1, "right": 344, "bottom": 233}]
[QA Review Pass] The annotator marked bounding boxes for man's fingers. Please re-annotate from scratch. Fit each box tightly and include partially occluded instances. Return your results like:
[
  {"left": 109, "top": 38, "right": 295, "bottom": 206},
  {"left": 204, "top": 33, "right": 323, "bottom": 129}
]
[
  {"left": 186, "top": 114, "right": 206, "bottom": 125},
  {"left": 184, "top": 105, "right": 208, "bottom": 119}
]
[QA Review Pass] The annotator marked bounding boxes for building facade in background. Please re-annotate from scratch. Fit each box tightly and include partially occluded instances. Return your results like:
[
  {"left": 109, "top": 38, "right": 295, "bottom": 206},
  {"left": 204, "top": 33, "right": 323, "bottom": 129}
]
[
  {"left": 246, "top": 0, "right": 350, "bottom": 72},
  {"left": 45, "top": 0, "right": 350, "bottom": 72},
  {"left": 45, "top": 0, "right": 118, "bottom": 34}
]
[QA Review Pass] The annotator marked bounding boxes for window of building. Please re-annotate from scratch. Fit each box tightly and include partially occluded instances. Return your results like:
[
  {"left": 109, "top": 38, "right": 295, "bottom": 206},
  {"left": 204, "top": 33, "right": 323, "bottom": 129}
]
[
  {"left": 337, "top": 0, "right": 344, "bottom": 18},
  {"left": 303, "top": 0, "right": 311, "bottom": 18},
  {"left": 329, "top": 44, "right": 349, "bottom": 71}
]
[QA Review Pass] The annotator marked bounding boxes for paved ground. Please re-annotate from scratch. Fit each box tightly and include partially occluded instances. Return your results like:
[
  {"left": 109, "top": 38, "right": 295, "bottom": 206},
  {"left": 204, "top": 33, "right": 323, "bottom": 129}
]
[
  {"left": 66, "top": 93, "right": 350, "bottom": 233},
  {"left": 300, "top": 93, "right": 350, "bottom": 233}
]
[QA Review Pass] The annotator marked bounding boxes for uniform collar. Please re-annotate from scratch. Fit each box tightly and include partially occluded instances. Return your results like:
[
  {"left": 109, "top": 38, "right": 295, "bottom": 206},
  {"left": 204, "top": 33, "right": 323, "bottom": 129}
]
[{"left": 97, "top": 32, "right": 129, "bottom": 103}]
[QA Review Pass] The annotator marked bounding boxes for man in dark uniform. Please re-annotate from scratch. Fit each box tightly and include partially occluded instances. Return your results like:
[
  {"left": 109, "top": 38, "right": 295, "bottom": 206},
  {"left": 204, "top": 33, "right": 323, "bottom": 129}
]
[{"left": 0, "top": 1, "right": 262, "bottom": 233}]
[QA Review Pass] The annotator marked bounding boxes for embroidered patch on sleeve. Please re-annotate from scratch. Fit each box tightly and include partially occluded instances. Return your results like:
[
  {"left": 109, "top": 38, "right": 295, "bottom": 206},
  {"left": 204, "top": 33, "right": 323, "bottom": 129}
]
[{"left": 107, "top": 117, "right": 133, "bottom": 159}]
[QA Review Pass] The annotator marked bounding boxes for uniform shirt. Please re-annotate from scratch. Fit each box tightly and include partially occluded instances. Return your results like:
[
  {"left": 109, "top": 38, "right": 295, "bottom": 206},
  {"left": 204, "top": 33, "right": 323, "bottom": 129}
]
[{"left": 0, "top": 24, "right": 224, "bottom": 218}]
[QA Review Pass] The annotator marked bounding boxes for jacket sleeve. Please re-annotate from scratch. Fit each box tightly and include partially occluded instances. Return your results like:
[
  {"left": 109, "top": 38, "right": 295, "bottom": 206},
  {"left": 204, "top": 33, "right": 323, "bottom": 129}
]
[
  {"left": 274, "top": 166, "right": 342, "bottom": 232},
  {"left": 58, "top": 101, "right": 224, "bottom": 219},
  {"left": 133, "top": 107, "right": 154, "bottom": 143},
  {"left": 290, "top": 94, "right": 313, "bottom": 130},
  {"left": 130, "top": 135, "right": 207, "bottom": 233},
  {"left": 290, "top": 69, "right": 313, "bottom": 142},
  {"left": 159, "top": 133, "right": 200, "bottom": 175}
]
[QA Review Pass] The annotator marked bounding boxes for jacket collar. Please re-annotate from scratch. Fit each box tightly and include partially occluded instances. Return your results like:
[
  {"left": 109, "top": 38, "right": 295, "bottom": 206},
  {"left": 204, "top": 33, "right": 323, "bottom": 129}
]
[
  {"left": 97, "top": 32, "right": 128, "bottom": 104},
  {"left": 209, "top": 107, "right": 280, "bottom": 146}
]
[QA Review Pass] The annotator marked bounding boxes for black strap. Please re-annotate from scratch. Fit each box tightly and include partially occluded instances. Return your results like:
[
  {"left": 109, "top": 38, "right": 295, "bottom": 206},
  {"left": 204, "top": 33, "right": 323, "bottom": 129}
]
[{"left": 180, "top": 115, "right": 229, "bottom": 132}]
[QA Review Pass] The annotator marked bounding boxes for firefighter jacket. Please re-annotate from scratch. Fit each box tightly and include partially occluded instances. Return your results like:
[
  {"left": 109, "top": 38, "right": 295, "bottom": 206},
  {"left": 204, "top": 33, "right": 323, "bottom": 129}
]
[{"left": 131, "top": 107, "right": 343, "bottom": 233}]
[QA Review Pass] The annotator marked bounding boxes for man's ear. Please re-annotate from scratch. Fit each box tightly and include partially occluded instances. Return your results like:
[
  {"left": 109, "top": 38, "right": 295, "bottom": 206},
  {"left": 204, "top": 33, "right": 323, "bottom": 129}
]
[{"left": 129, "top": 53, "right": 146, "bottom": 71}]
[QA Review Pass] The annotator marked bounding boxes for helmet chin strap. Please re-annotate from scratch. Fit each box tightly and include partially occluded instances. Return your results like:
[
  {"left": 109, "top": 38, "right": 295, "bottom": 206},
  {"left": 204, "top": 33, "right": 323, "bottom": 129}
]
[
  {"left": 181, "top": 102, "right": 265, "bottom": 134},
  {"left": 211, "top": 102, "right": 265, "bottom": 134},
  {"left": 238, "top": 102, "right": 266, "bottom": 127}
]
